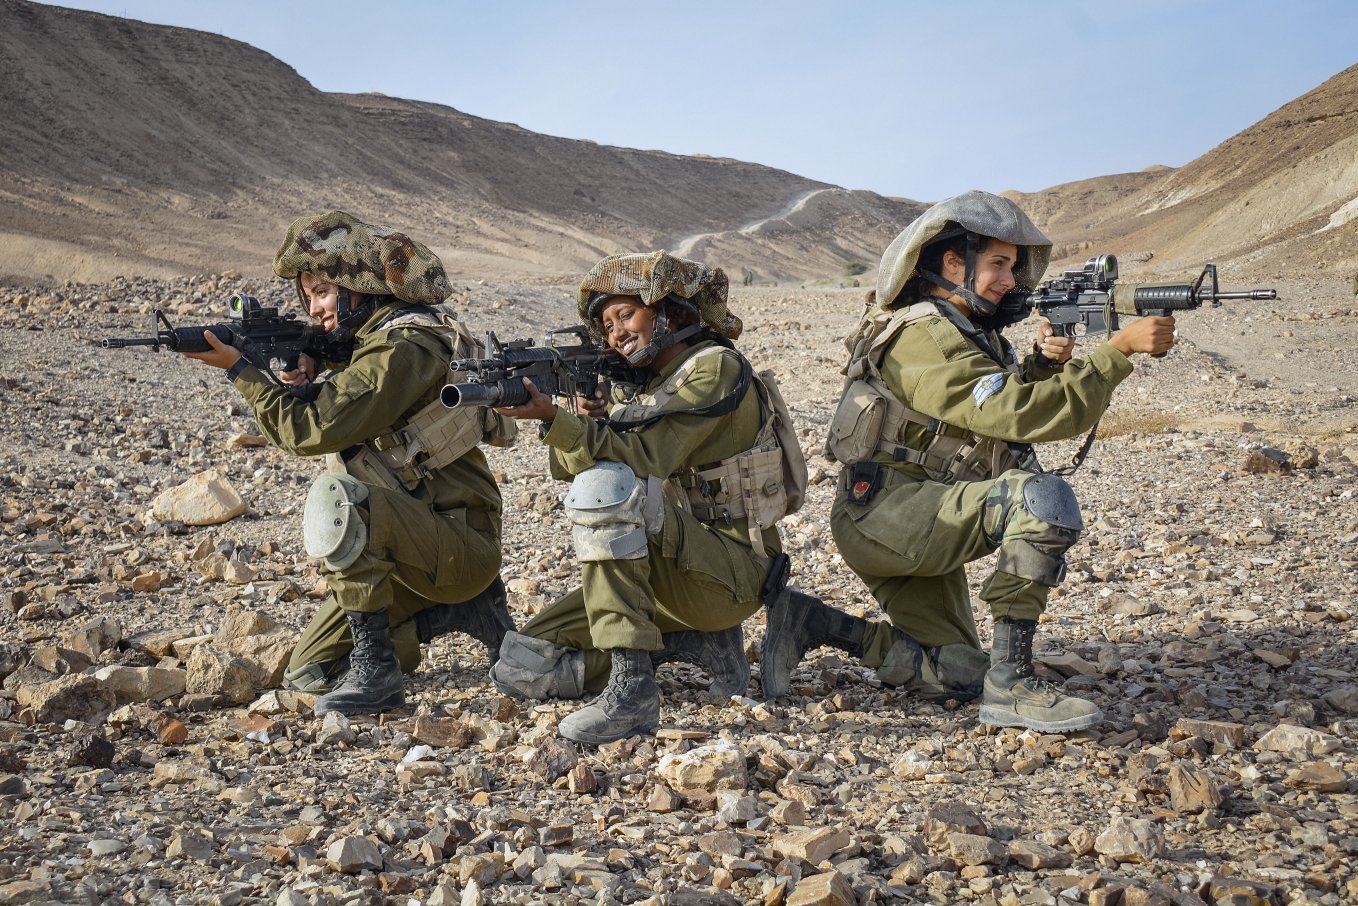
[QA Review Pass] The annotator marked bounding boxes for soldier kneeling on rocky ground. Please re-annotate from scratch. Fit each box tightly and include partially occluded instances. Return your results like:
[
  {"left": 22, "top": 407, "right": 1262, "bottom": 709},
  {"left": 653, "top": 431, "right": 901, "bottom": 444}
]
[
  {"left": 182, "top": 211, "right": 515, "bottom": 716},
  {"left": 762, "top": 191, "right": 1177, "bottom": 733},
  {"left": 491, "top": 251, "right": 808, "bottom": 744}
]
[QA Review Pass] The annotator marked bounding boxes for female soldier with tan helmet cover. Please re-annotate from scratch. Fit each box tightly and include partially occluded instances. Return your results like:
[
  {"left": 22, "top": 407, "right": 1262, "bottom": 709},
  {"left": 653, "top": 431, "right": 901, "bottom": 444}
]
[
  {"left": 491, "top": 250, "right": 806, "bottom": 745},
  {"left": 183, "top": 211, "right": 515, "bottom": 716},
  {"left": 761, "top": 191, "right": 1175, "bottom": 733}
]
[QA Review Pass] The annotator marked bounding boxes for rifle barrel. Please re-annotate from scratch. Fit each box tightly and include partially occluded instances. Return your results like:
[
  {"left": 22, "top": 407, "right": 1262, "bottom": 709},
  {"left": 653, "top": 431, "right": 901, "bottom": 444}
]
[
  {"left": 1212, "top": 289, "right": 1277, "bottom": 301},
  {"left": 101, "top": 337, "right": 163, "bottom": 349}
]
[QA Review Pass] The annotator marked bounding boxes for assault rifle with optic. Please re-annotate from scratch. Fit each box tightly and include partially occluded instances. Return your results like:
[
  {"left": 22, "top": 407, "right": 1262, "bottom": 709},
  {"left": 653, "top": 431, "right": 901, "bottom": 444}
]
[
  {"left": 101, "top": 293, "right": 350, "bottom": 383},
  {"left": 440, "top": 326, "right": 641, "bottom": 409},
  {"left": 1026, "top": 254, "right": 1277, "bottom": 353}
]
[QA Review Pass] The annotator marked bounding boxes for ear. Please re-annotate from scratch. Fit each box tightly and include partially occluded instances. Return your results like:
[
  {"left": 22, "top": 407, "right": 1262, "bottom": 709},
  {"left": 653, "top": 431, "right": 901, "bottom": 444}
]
[{"left": 941, "top": 249, "right": 966, "bottom": 282}]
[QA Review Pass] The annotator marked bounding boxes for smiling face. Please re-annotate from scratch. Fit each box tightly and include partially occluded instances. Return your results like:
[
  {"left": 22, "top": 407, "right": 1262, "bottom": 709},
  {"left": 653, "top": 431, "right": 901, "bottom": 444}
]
[
  {"left": 299, "top": 272, "right": 342, "bottom": 333},
  {"left": 940, "top": 239, "right": 1019, "bottom": 311},
  {"left": 598, "top": 295, "right": 657, "bottom": 360}
]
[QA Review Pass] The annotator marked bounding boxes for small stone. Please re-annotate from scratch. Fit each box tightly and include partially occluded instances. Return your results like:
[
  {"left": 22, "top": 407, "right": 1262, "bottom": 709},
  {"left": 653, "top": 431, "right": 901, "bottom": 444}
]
[
  {"left": 1168, "top": 764, "right": 1223, "bottom": 813},
  {"left": 94, "top": 665, "right": 187, "bottom": 705},
  {"left": 540, "top": 822, "right": 573, "bottom": 846},
  {"left": 185, "top": 644, "right": 256, "bottom": 704},
  {"left": 167, "top": 828, "right": 216, "bottom": 861},
  {"left": 16, "top": 674, "right": 116, "bottom": 724},
  {"left": 715, "top": 790, "right": 759, "bottom": 823},
  {"left": 150, "top": 468, "right": 247, "bottom": 525},
  {"left": 157, "top": 719, "right": 189, "bottom": 745},
  {"left": 88, "top": 838, "right": 127, "bottom": 857},
  {"left": 1094, "top": 817, "right": 1163, "bottom": 863},
  {"left": 1172, "top": 718, "right": 1245, "bottom": 748},
  {"left": 1284, "top": 761, "right": 1346, "bottom": 792},
  {"left": 1254, "top": 723, "right": 1341, "bottom": 758},
  {"left": 786, "top": 870, "right": 854, "bottom": 906},
  {"left": 327, "top": 835, "right": 383, "bottom": 873},
  {"left": 413, "top": 715, "right": 473, "bottom": 748},
  {"left": 527, "top": 739, "right": 579, "bottom": 780},
  {"left": 649, "top": 783, "right": 684, "bottom": 812},
  {"left": 949, "top": 831, "right": 1006, "bottom": 867},
  {"left": 317, "top": 711, "right": 356, "bottom": 746},
  {"left": 69, "top": 733, "right": 115, "bottom": 768},
  {"left": 656, "top": 742, "right": 747, "bottom": 801},
  {"left": 568, "top": 763, "right": 598, "bottom": 793},
  {"left": 924, "top": 802, "right": 986, "bottom": 849},
  {"left": 773, "top": 826, "right": 850, "bottom": 864},
  {"left": 1008, "top": 839, "right": 1072, "bottom": 870}
]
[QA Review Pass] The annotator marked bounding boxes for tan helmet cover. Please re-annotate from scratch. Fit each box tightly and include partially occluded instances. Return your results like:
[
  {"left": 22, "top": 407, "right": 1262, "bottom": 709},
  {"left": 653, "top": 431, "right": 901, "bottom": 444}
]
[
  {"left": 273, "top": 211, "right": 452, "bottom": 305},
  {"left": 875, "top": 191, "right": 1052, "bottom": 310},
  {"left": 577, "top": 251, "right": 742, "bottom": 340}
]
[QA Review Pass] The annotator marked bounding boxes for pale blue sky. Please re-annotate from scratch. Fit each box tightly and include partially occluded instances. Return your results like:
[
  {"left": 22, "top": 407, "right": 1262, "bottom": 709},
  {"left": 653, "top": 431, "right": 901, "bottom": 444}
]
[{"left": 47, "top": 0, "right": 1358, "bottom": 200}]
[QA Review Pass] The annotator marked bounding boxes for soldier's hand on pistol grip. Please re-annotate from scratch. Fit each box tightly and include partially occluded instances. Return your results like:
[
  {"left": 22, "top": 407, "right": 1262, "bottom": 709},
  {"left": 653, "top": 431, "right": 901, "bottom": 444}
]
[
  {"left": 495, "top": 377, "right": 559, "bottom": 423},
  {"left": 279, "top": 352, "right": 317, "bottom": 387},
  {"left": 575, "top": 389, "right": 608, "bottom": 420},
  {"left": 182, "top": 329, "right": 243, "bottom": 370},
  {"left": 1108, "top": 316, "right": 1176, "bottom": 357},
  {"left": 1034, "top": 321, "right": 1075, "bottom": 364}
]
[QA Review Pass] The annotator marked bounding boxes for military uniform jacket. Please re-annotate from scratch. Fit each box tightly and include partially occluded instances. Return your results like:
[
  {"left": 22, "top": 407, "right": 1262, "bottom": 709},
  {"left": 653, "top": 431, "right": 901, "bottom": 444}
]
[
  {"left": 876, "top": 302, "right": 1134, "bottom": 482},
  {"left": 231, "top": 301, "right": 501, "bottom": 520},
  {"left": 541, "top": 340, "right": 781, "bottom": 554}
]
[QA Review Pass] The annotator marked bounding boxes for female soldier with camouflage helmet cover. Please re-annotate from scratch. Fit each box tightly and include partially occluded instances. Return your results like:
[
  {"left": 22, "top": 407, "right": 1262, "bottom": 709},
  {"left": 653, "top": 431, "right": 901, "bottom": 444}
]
[
  {"left": 183, "top": 211, "right": 514, "bottom": 716},
  {"left": 491, "top": 250, "right": 805, "bottom": 745},
  {"left": 762, "top": 191, "right": 1175, "bottom": 733}
]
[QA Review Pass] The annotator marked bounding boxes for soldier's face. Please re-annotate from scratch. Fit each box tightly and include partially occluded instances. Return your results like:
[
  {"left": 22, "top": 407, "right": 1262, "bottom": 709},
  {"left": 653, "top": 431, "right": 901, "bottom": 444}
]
[
  {"left": 942, "top": 240, "right": 1019, "bottom": 307},
  {"left": 300, "top": 273, "right": 341, "bottom": 332},
  {"left": 599, "top": 296, "right": 656, "bottom": 359}
]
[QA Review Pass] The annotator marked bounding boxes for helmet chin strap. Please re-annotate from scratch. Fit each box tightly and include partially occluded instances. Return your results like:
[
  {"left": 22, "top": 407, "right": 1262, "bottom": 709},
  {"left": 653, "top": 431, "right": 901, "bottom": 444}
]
[
  {"left": 330, "top": 288, "right": 376, "bottom": 342},
  {"left": 917, "top": 232, "right": 998, "bottom": 319},
  {"left": 625, "top": 311, "right": 701, "bottom": 366}
]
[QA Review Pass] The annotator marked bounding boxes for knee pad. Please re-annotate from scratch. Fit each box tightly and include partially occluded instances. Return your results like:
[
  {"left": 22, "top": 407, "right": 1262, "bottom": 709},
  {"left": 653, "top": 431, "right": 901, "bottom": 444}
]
[
  {"left": 489, "top": 631, "right": 585, "bottom": 700},
  {"left": 563, "top": 462, "right": 663, "bottom": 562},
  {"left": 303, "top": 473, "right": 370, "bottom": 570},
  {"left": 1020, "top": 473, "right": 1083, "bottom": 532}
]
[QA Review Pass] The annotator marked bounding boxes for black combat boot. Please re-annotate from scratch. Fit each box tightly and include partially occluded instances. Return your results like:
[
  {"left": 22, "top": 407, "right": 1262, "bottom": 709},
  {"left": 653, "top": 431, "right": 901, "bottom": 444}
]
[
  {"left": 652, "top": 625, "right": 751, "bottom": 698},
  {"left": 314, "top": 609, "right": 405, "bottom": 716},
  {"left": 761, "top": 590, "right": 870, "bottom": 699},
  {"left": 557, "top": 649, "right": 661, "bottom": 745},
  {"left": 414, "top": 576, "right": 514, "bottom": 663},
  {"left": 980, "top": 619, "right": 1102, "bottom": 732}
]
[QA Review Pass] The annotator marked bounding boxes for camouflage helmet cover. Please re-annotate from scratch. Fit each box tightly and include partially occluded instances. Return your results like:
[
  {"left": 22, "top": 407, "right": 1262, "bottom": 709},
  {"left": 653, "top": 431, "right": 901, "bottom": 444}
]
[
  {"left": 577, "top": 251, "right": 742, "bottom": 340},
  {"left": 273, "top": 211, "right": 452, "bottom": 305},
  {"left": 876, "top": 190, "right": 1052, "bottom": 310}
]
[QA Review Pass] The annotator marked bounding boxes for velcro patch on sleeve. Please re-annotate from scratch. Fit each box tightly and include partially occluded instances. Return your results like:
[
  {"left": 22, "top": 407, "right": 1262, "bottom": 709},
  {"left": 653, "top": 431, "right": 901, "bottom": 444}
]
[{"left": 972, "top": 373, "right": 1006, "bottom": 409}]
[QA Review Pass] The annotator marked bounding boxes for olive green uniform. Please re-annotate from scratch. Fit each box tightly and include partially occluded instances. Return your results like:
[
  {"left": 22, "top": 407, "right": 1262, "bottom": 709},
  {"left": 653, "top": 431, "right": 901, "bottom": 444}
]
[
  {"left": 830, "top": 303, "right": 1131, "bottom": 668},
  {"left": 518, "top": 340, "right": 778, "bottom": 688},
  {"left": 230, "top": 301, "right": 502, "bottom": 672}
]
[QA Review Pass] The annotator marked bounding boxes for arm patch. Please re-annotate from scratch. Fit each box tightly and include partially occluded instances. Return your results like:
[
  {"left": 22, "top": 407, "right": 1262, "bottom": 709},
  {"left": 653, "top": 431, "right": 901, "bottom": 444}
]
[{"left": 972, "top": 373, "right": 1005, "bottom": 408}]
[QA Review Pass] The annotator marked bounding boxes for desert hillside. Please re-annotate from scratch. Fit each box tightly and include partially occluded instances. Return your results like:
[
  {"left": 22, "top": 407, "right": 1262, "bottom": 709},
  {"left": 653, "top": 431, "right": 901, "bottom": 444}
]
[
  {"left": 0, "top": 0, "right": 923, "bottom": 285},
  {"left": 1009, "top": 63, "right": 1358, "bottom": 280}
]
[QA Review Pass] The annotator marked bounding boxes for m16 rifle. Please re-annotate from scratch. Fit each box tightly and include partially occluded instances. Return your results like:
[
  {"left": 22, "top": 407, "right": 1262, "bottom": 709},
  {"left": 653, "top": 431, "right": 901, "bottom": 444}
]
[
  {"left": 440, "top": 326, "right": 638, "bottom": 410},
  {"left": 1029, "top": 254, "right": 1277, "bottom": 348},
  {"left": 102, "top": 293, "right": 347, "bottom": 383}
]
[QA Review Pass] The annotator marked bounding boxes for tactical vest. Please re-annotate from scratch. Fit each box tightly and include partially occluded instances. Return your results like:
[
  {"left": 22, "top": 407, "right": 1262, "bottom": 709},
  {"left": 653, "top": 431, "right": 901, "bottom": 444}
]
[
  {"left": 826, "top": 301, "right": 1020, "bottom": 484},
  {"left": 612, "top": 345, "right": 807, "bottom": 559},
  {"left": 329, "top": 304, "right": 517, "bottom": 492}
]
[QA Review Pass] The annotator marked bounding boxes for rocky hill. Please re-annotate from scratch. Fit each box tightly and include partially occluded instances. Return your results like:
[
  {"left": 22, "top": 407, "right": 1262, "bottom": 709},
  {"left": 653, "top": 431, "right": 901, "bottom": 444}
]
[
  {"left": 0, "top": 0, "right": 924, "bottom": 285},
  {"left": 1008, "top": 64, "right": 1358, "bottom": 280}
]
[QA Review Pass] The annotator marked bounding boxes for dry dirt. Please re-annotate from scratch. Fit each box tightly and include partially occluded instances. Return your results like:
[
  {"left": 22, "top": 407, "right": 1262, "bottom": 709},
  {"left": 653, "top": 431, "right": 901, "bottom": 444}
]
[{"left": 0, "top": 273, "right": 1355, "bottom": 905}]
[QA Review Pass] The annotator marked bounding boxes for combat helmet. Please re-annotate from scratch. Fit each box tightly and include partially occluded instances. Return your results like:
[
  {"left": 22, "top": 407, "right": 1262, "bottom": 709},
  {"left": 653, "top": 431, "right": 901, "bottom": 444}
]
[
  {"left": 578, "top": 251, "right": 742, "bottom": 366},
  {"left": 273, "top": 211, "right": 452, "bottom": 339},
  {"left": 876, "top": 191, "right": 1051, "bottom": 321}
]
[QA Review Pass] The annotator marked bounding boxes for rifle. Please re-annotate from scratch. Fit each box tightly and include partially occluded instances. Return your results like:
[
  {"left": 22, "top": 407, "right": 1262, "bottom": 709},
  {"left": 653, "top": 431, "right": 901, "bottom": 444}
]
[
  {"left": 102, "top": 294, "right": 347, "bottom": 384},
  {"left": 1028, "top": 254, "right": 1277, "bottom": 352},
  {"left": 440, "top": 326, "right": 638, "bottom": 409}
]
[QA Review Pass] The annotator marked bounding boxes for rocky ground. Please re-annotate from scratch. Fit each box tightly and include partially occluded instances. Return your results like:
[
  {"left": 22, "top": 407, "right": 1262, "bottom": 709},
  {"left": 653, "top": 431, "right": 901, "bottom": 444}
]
[{"left": 0, "top": 274, "right": 1356, "bottom": 906}]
